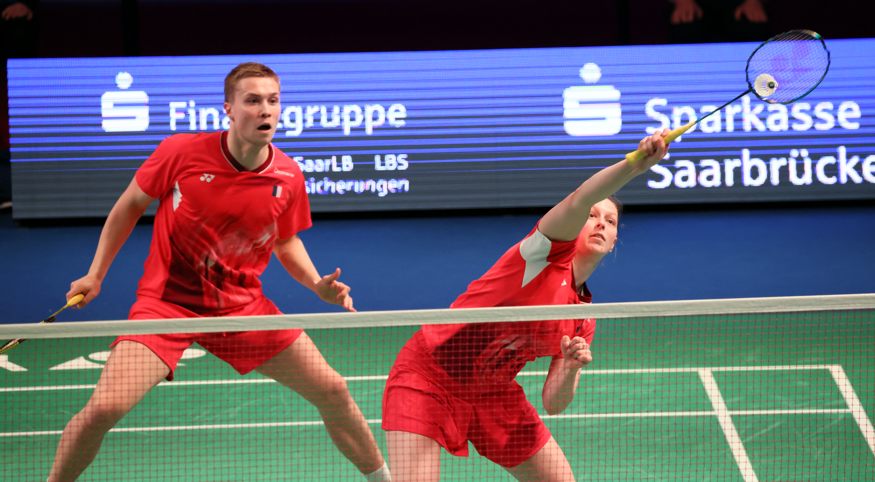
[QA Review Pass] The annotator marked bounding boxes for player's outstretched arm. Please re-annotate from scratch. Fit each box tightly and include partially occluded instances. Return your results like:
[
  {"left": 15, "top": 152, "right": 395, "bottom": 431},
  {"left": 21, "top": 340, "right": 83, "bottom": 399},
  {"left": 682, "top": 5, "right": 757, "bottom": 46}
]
[
  {"left": 69, "top": 178, "right": 153, "bottom": 307},
  {"left": 538, "top": 130, "right": 669, "bottom": 242}
]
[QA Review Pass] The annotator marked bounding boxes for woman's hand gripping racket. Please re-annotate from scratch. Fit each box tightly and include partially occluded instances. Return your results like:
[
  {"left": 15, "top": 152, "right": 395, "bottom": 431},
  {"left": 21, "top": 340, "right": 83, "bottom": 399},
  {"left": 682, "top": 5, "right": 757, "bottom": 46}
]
[
  {"left": 626, "top": 29, "right": 831, "bottom": 165},
  {"left": 0, "top": 294, "right": 84, "bottom": 355}
]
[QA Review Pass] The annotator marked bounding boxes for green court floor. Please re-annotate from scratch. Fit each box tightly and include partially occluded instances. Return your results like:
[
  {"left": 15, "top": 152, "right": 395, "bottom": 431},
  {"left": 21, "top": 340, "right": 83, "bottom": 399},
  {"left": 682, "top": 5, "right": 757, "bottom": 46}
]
[{"left": 2, "top": 312, "right": 874, "bottom": 481}]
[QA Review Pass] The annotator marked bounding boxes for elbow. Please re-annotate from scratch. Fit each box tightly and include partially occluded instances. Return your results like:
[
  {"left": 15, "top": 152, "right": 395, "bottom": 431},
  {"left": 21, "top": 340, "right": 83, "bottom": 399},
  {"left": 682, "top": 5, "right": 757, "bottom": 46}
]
[
  {"left": 272, "top": 236, "right": 293, "bottom": 256},
  {"left": 545, "top": 405, "right": 566, "bottom": 416},
  {"left": 542, "top": 399, "right": 566, "bottom": 416}
]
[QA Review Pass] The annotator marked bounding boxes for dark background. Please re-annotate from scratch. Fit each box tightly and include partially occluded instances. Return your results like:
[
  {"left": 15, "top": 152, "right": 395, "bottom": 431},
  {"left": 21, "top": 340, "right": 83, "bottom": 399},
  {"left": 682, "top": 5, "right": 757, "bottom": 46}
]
[
  {"left": 1, "top": 0, "right": 873, "bottom": 324},
  {"left": 29, "top": 0, "right": 872, "bottom": 57}
]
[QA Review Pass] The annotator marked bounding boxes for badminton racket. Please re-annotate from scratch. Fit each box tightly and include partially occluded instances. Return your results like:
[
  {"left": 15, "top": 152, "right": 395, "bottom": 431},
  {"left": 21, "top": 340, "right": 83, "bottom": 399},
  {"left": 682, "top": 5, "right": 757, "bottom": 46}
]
[
  {"left": 0, "top": 294, "right": 85, "bottom": 355},
  {"left": 626, "top": 29, "right": 831, "bottom": 164}
]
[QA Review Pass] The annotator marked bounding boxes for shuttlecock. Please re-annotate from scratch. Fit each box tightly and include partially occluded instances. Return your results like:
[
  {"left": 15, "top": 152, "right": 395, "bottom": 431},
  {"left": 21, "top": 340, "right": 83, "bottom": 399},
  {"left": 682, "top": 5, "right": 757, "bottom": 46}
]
[{"left": 754, "top": 73, "right": 778, "bottom": 99}]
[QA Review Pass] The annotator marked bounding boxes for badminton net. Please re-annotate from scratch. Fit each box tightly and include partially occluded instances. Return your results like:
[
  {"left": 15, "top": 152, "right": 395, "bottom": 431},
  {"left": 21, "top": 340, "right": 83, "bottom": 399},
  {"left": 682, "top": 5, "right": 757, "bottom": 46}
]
[{"left": 0, "top": 294, "right": 873, "bottom": 481}]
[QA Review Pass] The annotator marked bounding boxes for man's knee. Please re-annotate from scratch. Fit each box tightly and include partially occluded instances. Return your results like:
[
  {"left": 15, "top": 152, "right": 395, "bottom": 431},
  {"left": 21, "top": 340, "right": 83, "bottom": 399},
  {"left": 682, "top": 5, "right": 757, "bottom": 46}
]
[
  {"left": 312, "top": 374, "right": 352, "bottom": 409},
  {"left": 78, "top": 396, "right": 135, "bottom": 428}
]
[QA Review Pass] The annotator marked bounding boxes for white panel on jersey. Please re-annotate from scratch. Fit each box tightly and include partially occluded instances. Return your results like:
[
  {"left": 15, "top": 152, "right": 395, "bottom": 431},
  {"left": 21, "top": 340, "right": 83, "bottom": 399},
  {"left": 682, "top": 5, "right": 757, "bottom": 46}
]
[
  {"left": 519, "top": 229, "right": 552, "bottom": 287},
  {"left": 172, "top": 181, "right": 182, "bottom": 211}
]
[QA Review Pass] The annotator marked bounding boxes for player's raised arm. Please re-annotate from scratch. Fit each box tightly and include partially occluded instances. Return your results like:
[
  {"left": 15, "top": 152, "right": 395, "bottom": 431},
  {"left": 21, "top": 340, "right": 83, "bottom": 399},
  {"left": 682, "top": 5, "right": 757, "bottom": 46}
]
[{"left": 538, "top": 130, "right": 668, "bottom": 242}]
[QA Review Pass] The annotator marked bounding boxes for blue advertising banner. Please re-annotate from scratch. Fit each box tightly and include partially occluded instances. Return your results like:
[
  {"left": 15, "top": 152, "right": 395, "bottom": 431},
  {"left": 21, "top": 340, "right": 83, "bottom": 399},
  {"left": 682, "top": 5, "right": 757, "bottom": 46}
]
[{"left": 8, "top": 38, "right": 874, "bottom": 218}]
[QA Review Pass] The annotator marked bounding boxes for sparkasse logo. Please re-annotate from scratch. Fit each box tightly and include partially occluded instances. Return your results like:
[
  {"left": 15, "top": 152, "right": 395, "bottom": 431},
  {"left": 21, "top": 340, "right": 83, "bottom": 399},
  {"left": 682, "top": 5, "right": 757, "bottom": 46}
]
[
  {"left": 563, "top": 63, "right": 622, "bottom": 136},
  {"left": 101, "top": 72, "right": 149, "bottom": 133}
]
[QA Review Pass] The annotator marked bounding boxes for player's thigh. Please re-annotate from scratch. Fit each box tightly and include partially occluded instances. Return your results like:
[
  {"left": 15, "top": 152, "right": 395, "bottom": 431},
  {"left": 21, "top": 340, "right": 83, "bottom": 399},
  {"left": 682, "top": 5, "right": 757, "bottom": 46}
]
[
  {"left": 503, "top": 436, "right": 574, "bottom": 482},
  {"left": 255, "top": 332, "right": 346, "bottom": 402},
  {"left": 88, "top": 341, "right": 169, "bottom": 411},
  {"left": 386, "top": 431, "right": 441, "bottom": 482}
]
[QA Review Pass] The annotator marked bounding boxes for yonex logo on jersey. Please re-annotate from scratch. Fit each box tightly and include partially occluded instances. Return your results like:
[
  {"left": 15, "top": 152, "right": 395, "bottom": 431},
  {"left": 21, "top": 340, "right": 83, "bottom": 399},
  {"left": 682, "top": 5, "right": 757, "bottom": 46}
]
[
  {"left": 101, "top": 72, "right": 150, "bottom": 133},
  {"left": 563, "top": 63, "right": 622, "bottom": 137},
  {"left": 561, "top": 279, "right": 568, "bottom": 287},
  {"left": 200, "top": 173, "right": 215, "bottom": 182}
]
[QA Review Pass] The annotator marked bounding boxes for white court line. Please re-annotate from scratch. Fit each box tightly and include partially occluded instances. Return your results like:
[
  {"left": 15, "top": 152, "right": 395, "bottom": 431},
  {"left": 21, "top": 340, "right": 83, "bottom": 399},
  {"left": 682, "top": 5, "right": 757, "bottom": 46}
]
[
  {"left": 699, "top": 369, "right": 758, "bottom": 482},
  {"left": 545, "top": 408, "right": 852, "bottom": 419},
  {"left": 0, "top": 409, "right": 856, "bottom": 438},
  {"left": 829, "top": 365, "right": 875, "bottom": 459},
  {"left": 1, "top": 420, "right": 378, "bottom": 437},
  {"left": 0, "top": 375, "right": 387, "bottom": 392},
  {"left": 0, "top": 364, "right": 845, "bottom": 393},
  {"left": 728, "top": 409, "right": 850, "bottom": 416}
]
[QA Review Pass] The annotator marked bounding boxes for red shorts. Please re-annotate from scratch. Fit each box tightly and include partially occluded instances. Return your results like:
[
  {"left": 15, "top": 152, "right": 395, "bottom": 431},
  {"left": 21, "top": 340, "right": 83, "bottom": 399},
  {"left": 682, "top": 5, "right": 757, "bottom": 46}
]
[
  {"left": 381, "top": 331, "right": 551, "bottom": 468},
  {"left": 113, "top": 296, "right": 303, "bottom": 380}
]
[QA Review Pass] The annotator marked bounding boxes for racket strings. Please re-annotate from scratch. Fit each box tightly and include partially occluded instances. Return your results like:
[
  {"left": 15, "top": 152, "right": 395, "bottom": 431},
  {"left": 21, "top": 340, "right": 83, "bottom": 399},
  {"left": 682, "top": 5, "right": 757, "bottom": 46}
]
[{"left": 746, "top": 30, "right": 830, "bottom": 104}]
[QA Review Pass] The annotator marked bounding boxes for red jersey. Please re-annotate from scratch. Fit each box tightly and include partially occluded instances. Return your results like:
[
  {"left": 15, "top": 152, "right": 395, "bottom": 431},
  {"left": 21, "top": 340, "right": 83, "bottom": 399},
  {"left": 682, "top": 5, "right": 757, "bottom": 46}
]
[
  {"left": 134, "top": 131, "right": 311, "bottom": 312},
  {"left": 420, "top": 224, "right": 596, "bottom": 384}
]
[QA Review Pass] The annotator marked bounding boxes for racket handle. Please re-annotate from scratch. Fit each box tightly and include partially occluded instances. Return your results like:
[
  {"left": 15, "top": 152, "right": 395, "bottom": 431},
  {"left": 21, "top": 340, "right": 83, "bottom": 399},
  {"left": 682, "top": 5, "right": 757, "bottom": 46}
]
[
  {"left": 624, "top": 120, "right": 697, "bottom": 166},
  {"left": 0, "top": 339, "right": 22, "bottom": 355},
  {"left": 67, "top": 293, "right": 85, "bottom": 308}
]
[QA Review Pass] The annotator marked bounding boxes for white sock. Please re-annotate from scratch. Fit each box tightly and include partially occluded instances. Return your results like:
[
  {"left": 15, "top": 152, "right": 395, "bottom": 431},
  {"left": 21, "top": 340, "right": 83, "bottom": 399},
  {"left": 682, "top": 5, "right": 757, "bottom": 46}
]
[{"left": 364, "top": 462, "right": 392, "bottom": 481}]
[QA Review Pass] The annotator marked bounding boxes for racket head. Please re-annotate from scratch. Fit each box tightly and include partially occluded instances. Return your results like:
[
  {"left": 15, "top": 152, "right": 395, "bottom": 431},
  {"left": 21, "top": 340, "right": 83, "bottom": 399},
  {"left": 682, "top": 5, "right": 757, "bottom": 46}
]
[{"left": 745, "top": 29, "right": 830, "bottom": 105}]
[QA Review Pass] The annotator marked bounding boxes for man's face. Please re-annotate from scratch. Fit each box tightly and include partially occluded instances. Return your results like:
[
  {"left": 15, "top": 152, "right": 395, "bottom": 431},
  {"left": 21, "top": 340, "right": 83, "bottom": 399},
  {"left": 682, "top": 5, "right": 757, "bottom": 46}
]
[{"left": 225, "top": 76, "right": 280, "bottom": 146}]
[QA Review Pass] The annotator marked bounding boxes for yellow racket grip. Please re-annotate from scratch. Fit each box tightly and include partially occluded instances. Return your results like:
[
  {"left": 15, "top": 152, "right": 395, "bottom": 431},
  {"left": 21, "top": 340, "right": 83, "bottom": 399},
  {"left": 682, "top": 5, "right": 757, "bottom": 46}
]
[
  {"left": 66, "top": 294, "right": 85, "bottom": 308},
  {"left": 624, "top": 120, "right": 697, "bottom": 166}
]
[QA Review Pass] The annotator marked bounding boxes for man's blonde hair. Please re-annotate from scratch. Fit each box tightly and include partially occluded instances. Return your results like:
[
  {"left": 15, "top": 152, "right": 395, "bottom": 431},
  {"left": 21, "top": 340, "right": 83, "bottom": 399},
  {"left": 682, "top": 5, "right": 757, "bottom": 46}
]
[{"left": 224, "top": 62, "right": 279, "bottom": 102}]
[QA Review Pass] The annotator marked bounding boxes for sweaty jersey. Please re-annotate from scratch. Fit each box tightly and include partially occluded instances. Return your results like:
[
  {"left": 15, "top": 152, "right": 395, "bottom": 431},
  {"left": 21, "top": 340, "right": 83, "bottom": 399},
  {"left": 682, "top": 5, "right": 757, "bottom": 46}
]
[
  {"left": 420, "top": 224, "right": 596, "bottom": 385},
  {"left": 134, "top": 131, "right": 311, "bottom": 312}
]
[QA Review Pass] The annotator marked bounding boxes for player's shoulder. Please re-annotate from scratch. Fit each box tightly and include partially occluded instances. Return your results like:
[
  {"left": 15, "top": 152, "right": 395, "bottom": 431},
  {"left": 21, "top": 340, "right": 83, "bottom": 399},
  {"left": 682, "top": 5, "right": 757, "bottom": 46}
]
[{"left": 270, "top": 146, "right": 304, "bottom": 178}]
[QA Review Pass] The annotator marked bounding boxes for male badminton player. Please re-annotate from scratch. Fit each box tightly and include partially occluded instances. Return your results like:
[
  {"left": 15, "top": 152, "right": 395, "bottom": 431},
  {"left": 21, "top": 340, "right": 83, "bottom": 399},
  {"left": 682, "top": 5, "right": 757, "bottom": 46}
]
[
  {"left": 382, "top": 130, "right": 670, "bottom": 481},
  {"left": 48, "top": 63, "right": 390, "bottom": 481}
]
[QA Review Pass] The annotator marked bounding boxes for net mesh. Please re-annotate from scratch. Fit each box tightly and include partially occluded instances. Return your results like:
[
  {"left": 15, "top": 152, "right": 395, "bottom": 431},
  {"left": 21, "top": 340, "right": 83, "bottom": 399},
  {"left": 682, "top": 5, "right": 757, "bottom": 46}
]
[
  {"left": 1, "top": 295, "right": 873, "bottom": 481},
  {"left": 746, "top": 30, "right": 830, "bottom": 104}
]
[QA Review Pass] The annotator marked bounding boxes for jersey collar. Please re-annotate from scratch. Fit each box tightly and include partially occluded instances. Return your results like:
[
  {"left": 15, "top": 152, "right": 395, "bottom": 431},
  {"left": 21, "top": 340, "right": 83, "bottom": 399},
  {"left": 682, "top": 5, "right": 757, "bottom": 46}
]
[
  {"left": 577, "top": 282, "right": 593, "bottom": 303},
  {"left": 220, "top": 131, "right": 274, "bottom": 174}
]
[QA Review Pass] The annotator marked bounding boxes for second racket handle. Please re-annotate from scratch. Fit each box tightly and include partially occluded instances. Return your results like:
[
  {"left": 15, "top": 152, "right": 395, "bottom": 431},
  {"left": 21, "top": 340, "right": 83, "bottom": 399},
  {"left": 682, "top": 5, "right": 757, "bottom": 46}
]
[
  {"left": 66, "top": 293, "right": 85, "bottom": 308},
  {"left": 624, "top": 120, "right": 696, "bottom": 166}
]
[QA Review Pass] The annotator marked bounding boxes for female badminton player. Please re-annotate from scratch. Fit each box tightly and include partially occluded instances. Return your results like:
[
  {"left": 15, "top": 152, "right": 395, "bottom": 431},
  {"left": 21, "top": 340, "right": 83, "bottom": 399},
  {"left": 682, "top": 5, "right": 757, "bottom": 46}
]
[{"left": 382, "top": 130, "right": 671, "bottom": 481}]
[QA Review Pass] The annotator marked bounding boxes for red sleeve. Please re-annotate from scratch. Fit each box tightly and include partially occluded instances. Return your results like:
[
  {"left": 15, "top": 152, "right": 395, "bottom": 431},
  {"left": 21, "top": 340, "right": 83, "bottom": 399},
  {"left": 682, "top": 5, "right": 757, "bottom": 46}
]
[
  {"left": 580, "top": 318, "right": 596, "bottom": 345},
  {"left": 551, "top": 318, "right": 596, "bottom": 360},
  {"left": 134, "top": 136, "right": 183, "bottom": 199},
  {"left": 276, "top": 171, "right": 312, "bottom": 239}
]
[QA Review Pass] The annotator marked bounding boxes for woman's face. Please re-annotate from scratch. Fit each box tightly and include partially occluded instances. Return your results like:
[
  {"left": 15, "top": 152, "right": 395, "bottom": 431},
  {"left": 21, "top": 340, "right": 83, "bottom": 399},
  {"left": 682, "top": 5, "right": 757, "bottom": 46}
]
[{"left": 575, "top": 198, "right": 619, "bottom": 257}]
